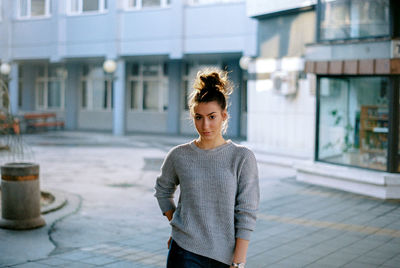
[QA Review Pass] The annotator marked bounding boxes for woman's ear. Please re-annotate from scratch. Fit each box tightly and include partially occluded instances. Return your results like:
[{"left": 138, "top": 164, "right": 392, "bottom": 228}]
[{"left": 222, "top": 109, "right": 228, "bottom": 121}]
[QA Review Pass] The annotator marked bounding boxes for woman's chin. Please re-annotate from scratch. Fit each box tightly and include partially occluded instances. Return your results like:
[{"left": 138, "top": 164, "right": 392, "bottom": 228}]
[{"left": 201, "top": 134, "right": 214, "bottom": 140}]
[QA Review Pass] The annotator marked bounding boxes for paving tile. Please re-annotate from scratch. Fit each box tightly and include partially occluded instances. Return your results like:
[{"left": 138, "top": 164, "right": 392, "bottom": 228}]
[
  {"left": 58, "top": 261, "right": 96, "bottom": 268},
  {"left": 382, "top": 255, "right": 400, "bottom": 267},
  {"left": 80, "top": 255, "right": 119, "bottom": 265},
  {"left": 35, "top": 257, "right": 72, "bottom": 266},
  {"left": 305, "top": 261, "right": 339, "bottom": 268},
  {"left": 53, "top": 250, "right": 97, "bottom": 261},
  {"left": 342, "top": 261, "right": 381, "bottom": 268},
  {"left": 102, "top": 260, "right": 143, "bottom": 268},
  {"left": 10, "top": 263, "right": 51, "bottom": 268},
  {"left": 358, "top": 255, "right": 390, "bottom": 265},
  {"left": 246, "top": 252, "right": 285, "bottom": 267}
]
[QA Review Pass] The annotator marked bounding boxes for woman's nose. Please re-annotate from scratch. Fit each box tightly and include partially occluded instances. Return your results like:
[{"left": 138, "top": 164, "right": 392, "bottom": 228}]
[{"left": 202, "top": 119, "right": 209, "bottom": 129}]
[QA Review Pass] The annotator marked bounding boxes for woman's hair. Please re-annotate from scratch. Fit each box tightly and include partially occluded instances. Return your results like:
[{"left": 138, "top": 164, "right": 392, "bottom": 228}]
[{"left": 188, "top": 68, "right": 233, "bottom": 134}]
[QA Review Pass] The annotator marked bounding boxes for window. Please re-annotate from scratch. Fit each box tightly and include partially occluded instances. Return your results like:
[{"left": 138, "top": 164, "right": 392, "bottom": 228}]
[
  {"left": 80, "top": 64, "right": 113, "bottom": 110},
  {"left": 186, "top": 0, "right": 243, "bottom": 5},
  {"left": 17, "top": 0, "right": 50, "bottom": 18},
  {"left": 126, "top": 0, "right": 170, "bottom": 9},
  {"left": 182, "top": 61, "right": 221, "bottom": 110},
  {"left": 318, "top": 0, "right": 390, "bottom": 41},
  {"left": 317, "top": 76, "right": 392, "bottom": 171},
  {"left": 68, "top": 0, "right": 107, "bottom": 14},
  {"left": 35, "top": 66, "right": 66, "bottom": 110},
  {"left": 127, "top": 62, "right": 168, "bottom": 112}
]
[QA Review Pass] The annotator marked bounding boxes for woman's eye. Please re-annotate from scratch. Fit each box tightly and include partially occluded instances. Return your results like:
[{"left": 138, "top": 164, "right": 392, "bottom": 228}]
[
  {"left": 210, "top": 115, "right": 215, "bottom": 119},
  {"left": 195, "top": 116, "right": 201, "bottom": 120}
]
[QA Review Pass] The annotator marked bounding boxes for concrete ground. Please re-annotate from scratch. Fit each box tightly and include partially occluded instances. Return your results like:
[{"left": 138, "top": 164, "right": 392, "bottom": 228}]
[{"left": 0, "top": 131, "right": 399, "bottom": 268}]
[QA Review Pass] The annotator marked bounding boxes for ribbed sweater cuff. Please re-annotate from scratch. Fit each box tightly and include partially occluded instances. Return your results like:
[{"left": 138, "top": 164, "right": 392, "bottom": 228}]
[
  {"left": 235, "top": 228, "right": 252, "bottom": 241},
  {"left": 157, "top": 198, "right": 176, "bottom": 215}
]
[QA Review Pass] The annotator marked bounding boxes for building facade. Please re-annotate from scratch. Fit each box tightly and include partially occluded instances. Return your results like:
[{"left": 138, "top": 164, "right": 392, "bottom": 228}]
[
  {"left": 246, "top": 0, "right": 400, "bottom": 199},
  {"left": 0, "top": 0, "right": 256, "bottom": 137}
]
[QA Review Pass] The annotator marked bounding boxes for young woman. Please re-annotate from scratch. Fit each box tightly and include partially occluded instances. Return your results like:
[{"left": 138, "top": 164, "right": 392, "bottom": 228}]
[{"left": 155, "top": 68, "right": 260, "bottom": 268}]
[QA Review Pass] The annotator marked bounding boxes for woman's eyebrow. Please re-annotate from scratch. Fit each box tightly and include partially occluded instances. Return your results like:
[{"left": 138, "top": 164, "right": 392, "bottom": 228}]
[{"left": 195, "top": 112, "right": 217, "bottom": 116}]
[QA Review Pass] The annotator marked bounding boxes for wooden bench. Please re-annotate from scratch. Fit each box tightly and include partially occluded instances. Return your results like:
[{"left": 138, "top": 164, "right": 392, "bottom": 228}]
[
  {"left": 24, "top": 113, "right": 64, "bottom": 132},
  {"left": 0, "top": 114, "right": 20, "bottom": 135}
]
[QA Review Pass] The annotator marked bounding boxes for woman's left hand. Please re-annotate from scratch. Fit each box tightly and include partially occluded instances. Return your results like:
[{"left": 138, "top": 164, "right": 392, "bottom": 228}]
[{"left": 167, "top": 236, "right": 172, "bottom": 249}]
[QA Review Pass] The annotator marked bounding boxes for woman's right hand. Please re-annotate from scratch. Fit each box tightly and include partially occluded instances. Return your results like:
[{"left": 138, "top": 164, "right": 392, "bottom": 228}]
[
  {"left": 167, "top": 236, "right": 172, "bottom": 249},
  {"left": 164, "top": 209, "right": 175, "bottom": 222}
]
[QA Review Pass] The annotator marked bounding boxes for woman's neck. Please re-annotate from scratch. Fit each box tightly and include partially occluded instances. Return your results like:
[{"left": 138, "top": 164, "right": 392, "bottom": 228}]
[{"left": 195, "top": 136, "right": 227, "bottom": 150}]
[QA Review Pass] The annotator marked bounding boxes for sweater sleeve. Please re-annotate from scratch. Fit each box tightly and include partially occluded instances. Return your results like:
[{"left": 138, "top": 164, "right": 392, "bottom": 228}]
[
  {"left": 154, "top": 149, "right": 179, "bottom": 215},
  {"left": 234, "top": 150, "right": 260, "bottom": 240}
]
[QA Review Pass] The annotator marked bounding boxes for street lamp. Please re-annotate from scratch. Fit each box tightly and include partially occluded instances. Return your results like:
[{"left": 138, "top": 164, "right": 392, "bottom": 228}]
[
  {"left": 103, "top": 59, "right": 117, "bottom": 74},
  {"left": 239, "top": 56, "right": 252, "bottom": 71},
  {"left": 0, "top": 62, "right": 11, "bottom": 76}
]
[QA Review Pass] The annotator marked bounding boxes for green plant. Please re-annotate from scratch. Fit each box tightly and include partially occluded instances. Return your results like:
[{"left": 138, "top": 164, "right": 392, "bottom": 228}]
[{"left": 322, "top": 109, "right": 354, "bottom": 153}]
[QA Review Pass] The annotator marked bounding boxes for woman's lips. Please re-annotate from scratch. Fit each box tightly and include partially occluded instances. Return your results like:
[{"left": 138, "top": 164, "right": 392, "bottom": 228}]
[{"left": 203, "top": 131, "right": 211, "bottom": 135}]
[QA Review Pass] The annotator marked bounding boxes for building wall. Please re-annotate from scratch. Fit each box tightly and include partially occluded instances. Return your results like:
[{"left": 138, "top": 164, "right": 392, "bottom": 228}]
[
  {"left": 258, "top": 10, "right": 315, "bottom": 58},
  {"left": 1, "top": 1, "right": 257, "bottom": 61},
  {"left": 247, "top": 9, "right": 316, "bottom": 158},
  {"left": 0, "top": 0, "right": 253, "bottom": 137}
]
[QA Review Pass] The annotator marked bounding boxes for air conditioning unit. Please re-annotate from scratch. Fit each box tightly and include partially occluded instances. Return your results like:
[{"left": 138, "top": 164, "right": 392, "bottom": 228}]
[
  {"left": 271, "top": 71, "right": 298, "bottom": 96},
  {"left": 392, "top": 40, "right": 400, "bottom": 58}
]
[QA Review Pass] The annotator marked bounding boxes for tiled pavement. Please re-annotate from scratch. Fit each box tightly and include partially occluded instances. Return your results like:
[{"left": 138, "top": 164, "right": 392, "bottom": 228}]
[
  {"left": 1, "top": 132, "right": 400, "bottom": 268},
  {"left": 10, "top": 178, "right": 400, "bottom": 268}
]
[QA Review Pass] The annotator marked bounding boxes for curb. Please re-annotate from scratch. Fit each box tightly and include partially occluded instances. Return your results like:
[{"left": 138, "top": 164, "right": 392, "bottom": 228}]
[{"left": 41, "top": 189, "right": 68, "bottom": 215}]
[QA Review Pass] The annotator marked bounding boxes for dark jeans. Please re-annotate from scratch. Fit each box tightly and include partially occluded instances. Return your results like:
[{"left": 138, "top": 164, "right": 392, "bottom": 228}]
[{"left": 167, "top": 240, "right": 230, "bottom": 268}]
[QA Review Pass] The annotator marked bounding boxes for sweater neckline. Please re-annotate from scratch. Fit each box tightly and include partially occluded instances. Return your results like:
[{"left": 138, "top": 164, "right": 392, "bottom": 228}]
[{"left": 189, "top": 139, "right": 233, "bottom": 153}]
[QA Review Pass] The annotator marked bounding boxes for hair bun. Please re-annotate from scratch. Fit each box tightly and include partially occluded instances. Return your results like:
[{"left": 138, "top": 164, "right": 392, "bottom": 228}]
[
  {"left": 200, "top": 73, "right": 222, "bottom": 92},
  {"left": 194, "top": 69, "right": 231, "bottom": 96}
]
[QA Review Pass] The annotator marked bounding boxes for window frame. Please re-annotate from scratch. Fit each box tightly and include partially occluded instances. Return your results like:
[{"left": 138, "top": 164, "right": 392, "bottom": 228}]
[
  {"left": 316, "top": 0, "right": 391, "bottom": 42},
  {"left": 315, "top": 74, "right": 399, "bottom": 173},
  {"left": 126, "top": 62, "right": 168, "bottom": 112},
  {"left": 185, "top": 0, "right": 244, "bottom": 6},
  {"left": 67, "top": 0, "right": 108, "bottom": 16},
  {"left": 17, "top": 0, "right": 51, "bottom": 19},
  {"left": 35, "top": 65, "right": 65, "bottom": 111},
  {"left": 125, "top": 0, "right": 171, "bottom": 10}
]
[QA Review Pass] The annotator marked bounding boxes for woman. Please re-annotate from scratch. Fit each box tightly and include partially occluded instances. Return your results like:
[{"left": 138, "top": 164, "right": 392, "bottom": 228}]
[{"left": 155, "top": 68, "right": 259, "bottom": 268}]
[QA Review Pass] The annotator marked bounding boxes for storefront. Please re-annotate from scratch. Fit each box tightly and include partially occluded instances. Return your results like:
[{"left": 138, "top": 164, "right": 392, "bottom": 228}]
[
  {"left": 316, "top": 76, "right": 398, "bottom": 173},
  {"left": 297, "top": 0, "right": 400, "bottom": 198}
]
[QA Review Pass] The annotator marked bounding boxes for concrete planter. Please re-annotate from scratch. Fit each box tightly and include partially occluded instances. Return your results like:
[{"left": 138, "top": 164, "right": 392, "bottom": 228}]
[{"left": 0, "top": 163, "right": 46, "bottom": 230}]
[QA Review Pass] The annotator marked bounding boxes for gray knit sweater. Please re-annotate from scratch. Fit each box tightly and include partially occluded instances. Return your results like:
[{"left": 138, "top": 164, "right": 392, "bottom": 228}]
[{"left": 154, "top": 139, "right": 260, "bottom": 265}]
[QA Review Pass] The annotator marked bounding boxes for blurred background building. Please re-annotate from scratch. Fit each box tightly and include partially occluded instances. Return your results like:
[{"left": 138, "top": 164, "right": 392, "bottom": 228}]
[
  {"left": 0, "top": 0, "right": 255, "bottom": 137},
  {"left": 246, "top": 0, "right": 400, "bottom": 199},
  {"left": 1, "top": 0, "right": 399, "bottom": 198}
]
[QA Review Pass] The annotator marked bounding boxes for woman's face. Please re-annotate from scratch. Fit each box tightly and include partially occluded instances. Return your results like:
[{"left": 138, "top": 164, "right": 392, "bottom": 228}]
[{"left": 193, "top": 101, "right": 227, "bottom": 141}]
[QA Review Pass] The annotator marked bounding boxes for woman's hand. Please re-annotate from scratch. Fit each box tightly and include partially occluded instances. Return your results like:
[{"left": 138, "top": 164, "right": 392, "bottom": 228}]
[
  {"left": 167, "top": 236, "right": 172, "bottom": 249},
  {"left": 164, "top": 209, "right": 175, "bottom": 222}
]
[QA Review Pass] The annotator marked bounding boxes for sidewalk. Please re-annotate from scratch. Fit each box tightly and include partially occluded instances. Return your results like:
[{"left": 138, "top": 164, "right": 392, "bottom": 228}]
[{"left": 0, "top": 131, "right": 399, "bottom": 268}]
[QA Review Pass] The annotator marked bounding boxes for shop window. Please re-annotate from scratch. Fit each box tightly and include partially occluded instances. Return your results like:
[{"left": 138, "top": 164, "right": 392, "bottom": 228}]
[
  {"left": 68, "top": 0, "right": 107, "bottom": 15},
  {"left": 80, "top": 64, "right": 113, "bottom": 111},
  {"left": 318, "top": 0, "right": 390, "bottom": 41},
  {"left": 18, "top": 0, "right": 51, "bottom": 19},
  {"left": 35, "top": 66, "right": 65, "bottom": 110},
  {"left": 127, "top": 62, "right": 168, "bottom": 112},
  {"left": 126, "top": 0, "right": 170, "bottom": 9},
  {"left": 317, "top": 77, "right": 390, "bottom": 171}
]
